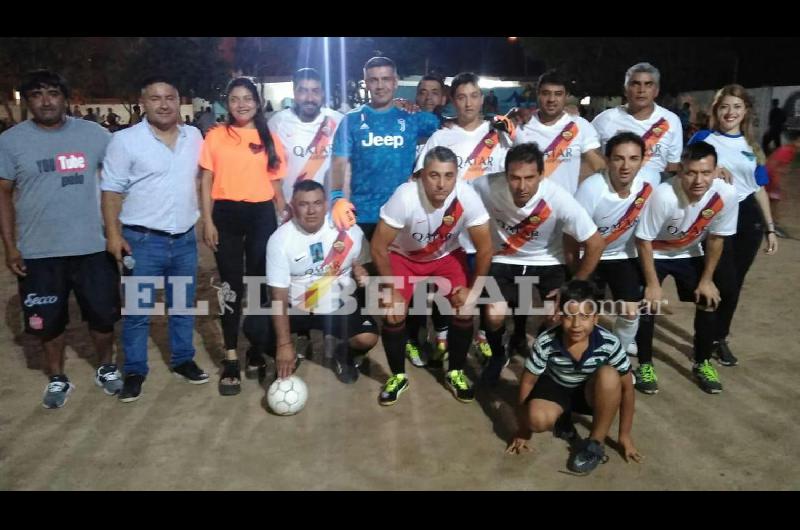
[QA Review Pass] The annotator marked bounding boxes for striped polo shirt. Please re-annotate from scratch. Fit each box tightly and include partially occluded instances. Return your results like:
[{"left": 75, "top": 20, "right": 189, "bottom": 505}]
[{"left": 525, "top": 325, "right": 630, "bottom": 388}]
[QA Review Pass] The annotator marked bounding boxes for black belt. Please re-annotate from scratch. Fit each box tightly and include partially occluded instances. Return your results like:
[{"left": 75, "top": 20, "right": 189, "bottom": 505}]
[{"left": 123, "top": 225, "right": 193, "bottom": 239}]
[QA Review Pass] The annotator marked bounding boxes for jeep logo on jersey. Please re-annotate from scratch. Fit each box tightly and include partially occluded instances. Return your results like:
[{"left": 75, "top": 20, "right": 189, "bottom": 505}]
[
  {"left": 55, "top": 153, "right": 87, "bottom": 172},
  {"left": 361, "top": 132, "right": 404, "bottom": 148},
  {"left": 24, "top": 294, "right": 59, "bottom": 307}
]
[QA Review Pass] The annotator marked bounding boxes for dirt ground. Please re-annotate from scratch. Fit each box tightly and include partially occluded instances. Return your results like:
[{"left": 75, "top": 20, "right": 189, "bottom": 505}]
[{"left": 1, "top": 173, "right": 798, "bottom": 491}]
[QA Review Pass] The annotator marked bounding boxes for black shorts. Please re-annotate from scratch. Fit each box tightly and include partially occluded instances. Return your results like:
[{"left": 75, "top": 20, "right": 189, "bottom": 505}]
[
  {"left": 655, "top": 256, "right": 705, "bottom": 303},
  {"left": 243, "top": 310, "right": 378, "bottom": 346},
  {"left": 526, "top": 372, "right": 593, "bottom": 415},
  {"left": 357, "top": 223, "right": 377, "bottom": 242},
  {"left": 18, "top": 252, "right": 121, "bottom": 338},
  {"left": 593, "top": 258, "right": 644, "bottom": 302},
  {"left": 289, "top": 312, "right": 378, "bottom": 340},
  {"left": 489, "top": 262, "right": 567, "bottom": 309}
]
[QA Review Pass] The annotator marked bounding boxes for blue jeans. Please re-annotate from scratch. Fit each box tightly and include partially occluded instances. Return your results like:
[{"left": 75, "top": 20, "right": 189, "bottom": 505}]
[{"left": 122, "top": 226, "right": 198, "bottom": 376}]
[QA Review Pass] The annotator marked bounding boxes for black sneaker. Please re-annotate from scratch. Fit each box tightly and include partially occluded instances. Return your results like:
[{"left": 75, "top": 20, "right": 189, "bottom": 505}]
[
  {"left": 172, "top": 360, "right": 210, "bottom": 384},
  {"left": 379, "top": 374, "right": 409, "bottom": 406},
  {"left": 633, "top": 363, "right": 659, "bottom": 395},
  {"left": 553, "top": 411, "right": 579, "bottom": 444},
  {"left": 445, "top": 369, "right": 475, "bottom": 403},
  {"left": 333, "top": 348, "right": 359, "bottom": 384},
  {"left": 693, "top": 360, "right": 723, "bottom": 394},
  {"left": 568, "top": 438, "right": 608, "bottom": 474},
  {"left": 713, "top": 340, "right": 739, "bottom": 367},
  {"left": 119, "top": 374, "right": 145, "bottom": 403},
  {"left": 245, "top": 347, "right": 266, "bottom": 379},
  {"left": 295, "top": 332, "right": 312, "bottom": 360},
  {"left": 480, "top": 351, "right": 509, "bottom": 387},
  {"left": 507, "top": 334, "right": 531, "bottom": 358}
]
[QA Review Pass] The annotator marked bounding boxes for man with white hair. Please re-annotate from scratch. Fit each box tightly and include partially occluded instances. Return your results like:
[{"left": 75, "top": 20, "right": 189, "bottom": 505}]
[{"left": 592, "top": 62, "right": 683, "bottom": 176}]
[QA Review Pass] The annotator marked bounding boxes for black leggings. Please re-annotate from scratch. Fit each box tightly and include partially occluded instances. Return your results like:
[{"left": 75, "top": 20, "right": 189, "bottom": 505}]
[
  {"left": 713, "top": 193, "right": 764, "bottom": 341},
  {"left": 212, "top": 200, "right": 277, "bottom": 350}
]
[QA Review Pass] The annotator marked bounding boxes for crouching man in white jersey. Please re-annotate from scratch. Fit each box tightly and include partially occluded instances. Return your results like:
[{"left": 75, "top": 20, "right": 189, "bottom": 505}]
[
  {"left": 412, "top": 72, "right": 514, "bottom": 367},
  {"left": 247, "top": 180, "right": 378, "bottom": 384},
  {"left": 575, "top": 132, "right": 660, "bottom": 358},
  {"left": 473, "top": 143, "right": 606, "bottom": 386},
  {"left": 634, "top": 142, "right": 738, "bottom": 395},
  {"left": 370, "top": 146, "right": 493, "bottom": 405}
]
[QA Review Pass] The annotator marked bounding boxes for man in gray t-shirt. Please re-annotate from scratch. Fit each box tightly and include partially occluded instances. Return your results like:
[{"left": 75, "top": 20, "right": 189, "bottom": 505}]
[{"left": 0, "top": 70, "right": 122, "bottom": 409}]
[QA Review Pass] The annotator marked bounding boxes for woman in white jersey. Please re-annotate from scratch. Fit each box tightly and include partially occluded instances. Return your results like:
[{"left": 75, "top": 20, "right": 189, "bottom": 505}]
[{"left": 688, "top": 84, "right": 778, "bottom": 366}]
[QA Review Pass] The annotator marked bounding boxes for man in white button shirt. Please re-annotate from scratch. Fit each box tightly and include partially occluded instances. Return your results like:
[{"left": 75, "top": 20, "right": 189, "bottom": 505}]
[{"left": 101, "top": 76, "right": 209, "bottom": 403}]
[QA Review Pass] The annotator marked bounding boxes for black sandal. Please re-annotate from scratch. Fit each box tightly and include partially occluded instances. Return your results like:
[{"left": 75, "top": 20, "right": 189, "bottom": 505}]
[{"left": 219, "top": 359, "right": 241, "bottom": 396}]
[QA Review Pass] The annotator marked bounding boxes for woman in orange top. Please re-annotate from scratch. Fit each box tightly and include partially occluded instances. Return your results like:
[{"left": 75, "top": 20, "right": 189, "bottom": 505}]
[{"left": 200, "top": 77, "right": 287, "bottom": 396}]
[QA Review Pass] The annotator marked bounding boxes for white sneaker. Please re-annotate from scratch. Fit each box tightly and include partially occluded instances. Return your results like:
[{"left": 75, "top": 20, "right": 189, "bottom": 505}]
[
  {"left": 626, "top": 342, "right": 638, "bottom": 357},
  {"left": 43, "top": 377, "right": 74, "bottom": 409},
  {"left": 95, "top": 364, "right": 123, "bottom": 395}
]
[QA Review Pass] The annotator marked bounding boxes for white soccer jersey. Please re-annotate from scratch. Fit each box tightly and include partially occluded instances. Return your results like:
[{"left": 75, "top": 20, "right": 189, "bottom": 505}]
[
  {"left": 414, "top": 121, "right": 511, "bottom": 180},
  {"left": 592, "top": 104, "right": 683, "bottom": 174},
  {"left": 472, "top": 173, "right": 598, "bottom": 266},
  {"left": 514, "top": 112, "right": 600, "bottom": 195},
  {"left": 379, "top": 179, "right": 490, "bottom": 262},
  {"left": 266, "top": 216, "right": 363, "bottom": 314},
  {"left": 692, "top": 130, "right": 760, "bottom": 202},
  {"left": 575, "top": 169, "right": 661, "bottom": 260},
  {"left": 414, "top": 121, "right": 511, "bottom": 252},
  {"left": 636, "top": 178, "right": 738, "bottom": 259},
  {"left": 268, "top": 107, "right": 344, "bottom": 200}
]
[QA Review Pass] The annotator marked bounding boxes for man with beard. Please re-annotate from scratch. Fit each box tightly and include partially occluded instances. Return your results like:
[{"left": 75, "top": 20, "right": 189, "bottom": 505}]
[{"left": 269, "top": 68, "right": 344, "bottom": 210}]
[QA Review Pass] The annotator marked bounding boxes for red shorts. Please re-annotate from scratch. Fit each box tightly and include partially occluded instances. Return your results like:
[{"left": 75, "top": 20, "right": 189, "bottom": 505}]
[{"left": 388, "top": 249, "right": 469, "bottom": 303}]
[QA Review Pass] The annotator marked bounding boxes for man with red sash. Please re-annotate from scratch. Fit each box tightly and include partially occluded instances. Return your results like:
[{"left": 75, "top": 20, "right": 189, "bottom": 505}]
[
  {"left": 514, "top": 69, "right": 605, "bottom": 195},
  {"left": 370, "top": 146, "right": 492, "bottom": 405},
  {"left": 635, "top": 142, "right": 738, "bottom": 394},
  {"left": 255, "top": 180, "right": 377, "bottom": 385},
  {"left": 412, "top": 72, "right": 514, "bottom": 368},
  {"left": 268, "top": 68, "right": 344, "bottom": 213},
  {"left": 473, "top": 143, "right": 606, "bottom": 386},
  {"left": 592, "top": 62, "right": 684, "bottom": 176},
  {"left": 268, "top": 68, "right": 345, "bottom": 365},
  {"left": 576, "top": 132, "right": 660, "bottom": 376},
  {"left": 507, "top": 70, "right": 606, "bottom": 360}
]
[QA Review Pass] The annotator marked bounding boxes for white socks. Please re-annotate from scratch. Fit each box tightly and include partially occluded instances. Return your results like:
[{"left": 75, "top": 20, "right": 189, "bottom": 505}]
[{"left": 613, "top": 315, "right": 639, "bottom": 351}]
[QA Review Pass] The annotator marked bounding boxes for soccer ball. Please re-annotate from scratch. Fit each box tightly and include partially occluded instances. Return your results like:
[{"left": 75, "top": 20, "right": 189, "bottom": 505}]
[{"left": 267, "top": 375, "right": 308, "bottom": 416}]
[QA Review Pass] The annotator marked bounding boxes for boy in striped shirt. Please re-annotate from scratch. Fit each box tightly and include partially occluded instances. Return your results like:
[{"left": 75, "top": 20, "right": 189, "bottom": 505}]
[{"left": 506, "top": 280, "right": 642, "bottom": 475}]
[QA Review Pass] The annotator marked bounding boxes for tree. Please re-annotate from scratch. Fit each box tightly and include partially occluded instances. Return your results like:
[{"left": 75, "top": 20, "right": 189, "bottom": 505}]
[{"left": 0, "top": 37, "right": 233, "bottom": 121}]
